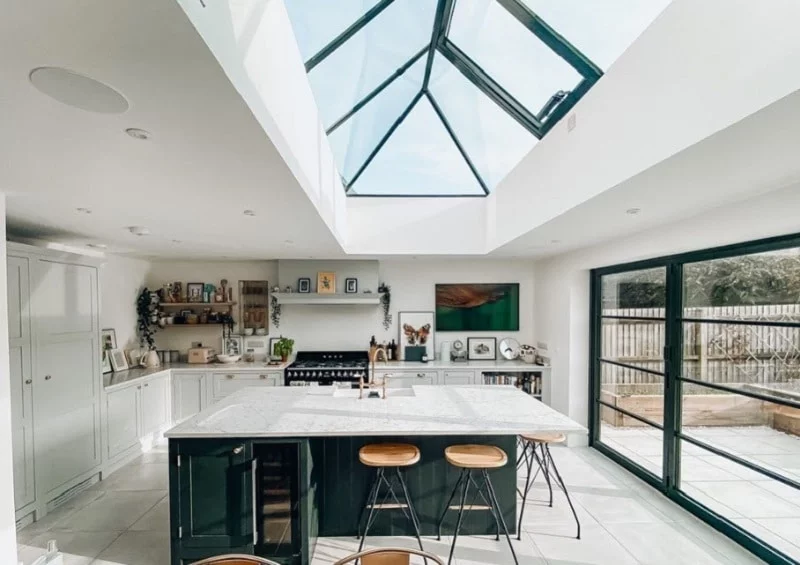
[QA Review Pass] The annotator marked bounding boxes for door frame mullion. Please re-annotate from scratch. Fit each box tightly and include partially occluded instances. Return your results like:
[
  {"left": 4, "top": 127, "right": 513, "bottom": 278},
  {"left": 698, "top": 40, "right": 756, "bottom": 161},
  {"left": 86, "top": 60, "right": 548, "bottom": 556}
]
[{"left": 662, "top": 262, "right": 683, "bottom": 491}]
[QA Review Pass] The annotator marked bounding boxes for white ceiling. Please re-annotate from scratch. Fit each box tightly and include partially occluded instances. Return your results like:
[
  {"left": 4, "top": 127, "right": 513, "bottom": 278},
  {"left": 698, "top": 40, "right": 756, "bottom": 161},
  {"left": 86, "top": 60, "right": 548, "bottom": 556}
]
[
  {"left": 2, "top": 0, "right": 799, "bottom": 261},
  {"left": 0, "top": 0, "right": 344, "bottom": 259}
]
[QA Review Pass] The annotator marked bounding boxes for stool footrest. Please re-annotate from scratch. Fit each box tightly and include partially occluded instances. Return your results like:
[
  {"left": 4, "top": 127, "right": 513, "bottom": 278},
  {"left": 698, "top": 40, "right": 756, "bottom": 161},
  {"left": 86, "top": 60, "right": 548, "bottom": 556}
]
[
  {"left": 367, "top": 503, "right": 408, "bottom": 509},
  {"left": 447, "top": 504, "right": 491, "bottom": 511}
]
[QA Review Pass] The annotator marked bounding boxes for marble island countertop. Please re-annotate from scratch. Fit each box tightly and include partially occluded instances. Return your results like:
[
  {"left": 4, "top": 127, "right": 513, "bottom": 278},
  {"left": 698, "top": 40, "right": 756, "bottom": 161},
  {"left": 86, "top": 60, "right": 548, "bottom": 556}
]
[{"left": 164, "top": 385, "right": 584, "bottom": 438}]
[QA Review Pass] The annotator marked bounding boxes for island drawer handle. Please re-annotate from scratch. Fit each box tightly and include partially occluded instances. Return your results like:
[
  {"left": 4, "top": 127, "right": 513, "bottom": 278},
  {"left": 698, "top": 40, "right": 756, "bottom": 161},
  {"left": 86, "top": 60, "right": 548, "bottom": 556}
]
[{"left": 233, "top": 445, "right": 244, "bottom": 455}]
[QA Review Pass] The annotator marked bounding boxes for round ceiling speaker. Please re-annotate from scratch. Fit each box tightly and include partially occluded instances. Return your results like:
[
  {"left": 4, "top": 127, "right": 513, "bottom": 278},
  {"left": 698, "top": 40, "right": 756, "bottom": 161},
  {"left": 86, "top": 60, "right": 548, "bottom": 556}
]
[{"left": 29, "top": 67, "right": 129, "bottom": 114}]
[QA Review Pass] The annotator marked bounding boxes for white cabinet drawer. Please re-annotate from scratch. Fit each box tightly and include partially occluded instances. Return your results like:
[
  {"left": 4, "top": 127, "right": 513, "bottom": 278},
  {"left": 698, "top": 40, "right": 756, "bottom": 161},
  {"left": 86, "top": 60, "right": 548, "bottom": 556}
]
[
  {"left": 383, "top": 371, "right": 437, "bottom": 387},
  {"left": 441, "top": 370, "right": 476, "bottom": 385},
  {"left": 212, "top": 372, "right": 279, "bottom": 399}
]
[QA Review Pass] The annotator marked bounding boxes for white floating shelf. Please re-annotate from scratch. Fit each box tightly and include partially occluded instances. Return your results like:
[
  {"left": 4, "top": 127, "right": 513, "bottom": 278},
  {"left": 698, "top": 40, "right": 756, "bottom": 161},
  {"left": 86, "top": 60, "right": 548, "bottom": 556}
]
[{"left": 272, "top": 292, "right": 383, "bottom": 306}]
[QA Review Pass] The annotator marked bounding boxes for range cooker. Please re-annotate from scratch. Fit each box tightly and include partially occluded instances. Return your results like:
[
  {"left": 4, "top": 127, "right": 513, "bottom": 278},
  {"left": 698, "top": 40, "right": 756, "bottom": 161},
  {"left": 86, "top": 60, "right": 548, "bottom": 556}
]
[{"left": 284, "top": 351, "right": 369, "bottom": 386}]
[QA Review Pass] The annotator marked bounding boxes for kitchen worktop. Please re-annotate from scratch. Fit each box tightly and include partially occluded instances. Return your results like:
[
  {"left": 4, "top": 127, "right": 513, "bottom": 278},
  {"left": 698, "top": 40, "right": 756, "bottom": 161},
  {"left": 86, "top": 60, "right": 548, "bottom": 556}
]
[
  {"left": 165, "top": 384, "right": 584, "bottom": 438},
  {"left": 103, "top": 360, "right": 292, "bottom": 391},
  {"left": 380, "top": 359, "right": 550, "bottom": 370}
]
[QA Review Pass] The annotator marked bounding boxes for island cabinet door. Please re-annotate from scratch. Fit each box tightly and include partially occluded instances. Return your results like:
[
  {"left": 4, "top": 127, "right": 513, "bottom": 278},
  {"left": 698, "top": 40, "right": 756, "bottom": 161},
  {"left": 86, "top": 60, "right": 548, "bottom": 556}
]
[{"left": 174, "top": 440, "right": 255, "bottom": 549}]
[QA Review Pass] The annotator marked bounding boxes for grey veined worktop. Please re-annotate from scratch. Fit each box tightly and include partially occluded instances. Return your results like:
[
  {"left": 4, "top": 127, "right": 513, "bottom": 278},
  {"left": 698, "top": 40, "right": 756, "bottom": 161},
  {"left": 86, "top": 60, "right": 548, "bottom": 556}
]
[{"left": 164, "top": 384, "right": 584, "bottom": 438}]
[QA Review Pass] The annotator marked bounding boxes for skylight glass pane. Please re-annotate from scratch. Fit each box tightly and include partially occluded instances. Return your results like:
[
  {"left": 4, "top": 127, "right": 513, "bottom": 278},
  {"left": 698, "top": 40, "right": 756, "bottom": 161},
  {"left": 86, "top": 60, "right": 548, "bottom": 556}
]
[
  {"left": 350, "top": 97, "right": 485, "bottom": 196},
  {"left": 429, "top": 55, "right": 537, "bottom": 188},
  {"left": 449, "top": 0, "right": 582, "bottom": 116},
  {"left": 520, "top": 0, "right": 671, "bottom": 70},
  {"left": 284, "top": 0, "right": 382, "bottom": 63},
  {"left": 306, "top": 0, "right": 436, "bottom": 130},
  {"left": 329, "top": 57, "right": 425, "bottom": 184}
]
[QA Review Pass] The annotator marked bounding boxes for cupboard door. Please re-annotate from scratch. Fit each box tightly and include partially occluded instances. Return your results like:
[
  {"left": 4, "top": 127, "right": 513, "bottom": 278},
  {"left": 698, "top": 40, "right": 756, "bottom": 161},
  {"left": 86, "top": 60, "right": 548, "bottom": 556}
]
[
  {"left": 141, "top": 375, "right": 169, "bottom": 436},
  {"left": 36, "top": 338, "right": 101, "bottom": 492},
  {"left": 176, "top": 440, "right": 254, "bottom": 549},
  {"left": 173, "top": 373, "right": 207, "bottom": 422},
  {"left": 34, "top": 261, "right": 97, "bottom": 337},
  {"left": 441, "top": 371, "right": 476, "bottom": 385},
  {"left": 8, "top": 255, "right": 34, "bottom": 510},
  {"left": 212, "top": 373, "right": 276, "bottom": 400},
  {"left": 106, "top": 386, "right": 140, "bottom": 459}
]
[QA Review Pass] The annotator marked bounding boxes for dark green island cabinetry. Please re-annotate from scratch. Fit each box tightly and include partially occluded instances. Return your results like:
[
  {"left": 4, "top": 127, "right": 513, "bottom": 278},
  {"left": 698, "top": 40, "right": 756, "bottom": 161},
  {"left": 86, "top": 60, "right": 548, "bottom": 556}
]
[{"left": 165, "top": 386, "right": 584, "bottom": 564}]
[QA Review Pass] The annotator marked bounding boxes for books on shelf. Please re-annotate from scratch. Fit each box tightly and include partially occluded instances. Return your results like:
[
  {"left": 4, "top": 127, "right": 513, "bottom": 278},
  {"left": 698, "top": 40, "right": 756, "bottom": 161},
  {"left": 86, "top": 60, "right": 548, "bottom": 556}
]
[{"left": 482, "top": 372, "right": 542, "bottom": 398}]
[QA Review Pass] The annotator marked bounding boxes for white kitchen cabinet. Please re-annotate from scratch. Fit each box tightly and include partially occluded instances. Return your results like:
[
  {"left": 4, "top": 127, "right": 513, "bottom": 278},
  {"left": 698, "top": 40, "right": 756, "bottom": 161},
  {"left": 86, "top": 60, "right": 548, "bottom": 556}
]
[
  {"left": 384, "top": 371, "right": 437, "bottom": 387},
  {"left": 140, "top": 374, "right": 170, "bottom": 436},
  {"left": 172, "top": 372, "right": 208, "bottom": 422},
  {"left": 212, "top": 371, "right": 280, "bottom": 400},
  {"left": 106, "top": 385, "right": 140, "bottom": 459},
  {"left": 8, "top": 256, "right": 35, "bottom": 511},
  {"left": 440, "top": 370, "right": 477, "bottom": 385}
]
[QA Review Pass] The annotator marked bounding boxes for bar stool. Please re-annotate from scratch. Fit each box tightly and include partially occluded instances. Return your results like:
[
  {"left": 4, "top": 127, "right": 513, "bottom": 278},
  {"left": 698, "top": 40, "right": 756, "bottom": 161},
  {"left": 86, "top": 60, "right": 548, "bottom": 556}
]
[
  {"left": 436, "top": 445, "right": 518, "bottom": 565},
  {"left": 517, "top": 433, "right": 580, "bottom": 540},
  {"left": 356, "top": 443, "right": 425, "bottom": 557}
]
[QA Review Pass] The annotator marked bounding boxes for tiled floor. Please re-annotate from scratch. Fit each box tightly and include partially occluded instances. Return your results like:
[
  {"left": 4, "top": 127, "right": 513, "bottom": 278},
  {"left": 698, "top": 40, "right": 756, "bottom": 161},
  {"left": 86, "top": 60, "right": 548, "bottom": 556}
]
[
  {"left": 16, "top": 443, "right": 764, "bottom": 565},
  {"left": 602, "top": 423, "right": 800, "bottom": 561}
]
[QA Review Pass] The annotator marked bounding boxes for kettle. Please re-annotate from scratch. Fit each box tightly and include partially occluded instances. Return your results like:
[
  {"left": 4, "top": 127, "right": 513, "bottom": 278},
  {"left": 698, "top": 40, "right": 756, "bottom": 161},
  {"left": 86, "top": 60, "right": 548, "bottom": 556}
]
[
  {"left": 439, "top": 341, "right": 451, "bottom": 362},
  {"left": 140, "top": 349, "right": 161, "bottom": 368}
]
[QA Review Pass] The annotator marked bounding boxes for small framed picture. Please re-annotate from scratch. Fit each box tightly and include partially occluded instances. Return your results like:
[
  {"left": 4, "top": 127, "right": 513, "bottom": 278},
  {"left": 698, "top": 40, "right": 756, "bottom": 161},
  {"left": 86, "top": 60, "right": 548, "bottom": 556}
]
[
  {"left": 223, "top": 336, "right": 242, "bottom": 356},
  {"left": 298, "top": 278, "right": 311, "bottom": 293},
  {"left": 101, "top": 328, "right": 117, "bottom": 374},
  {"left": 109, "top": 348, "right": 129, "bottom": 371},
  {"left": 317, "top": 272, "right": 336, "bottom": 294},
  {"left": 269, "top": 337, "right": 281, "bottom": 357},
  {"left": 467, "top": 337, "right": 497, "bottom": 360},
  {"left": 345, "top": 278, "right": 358, "bottom": 293},
  {"left": 398, "top": 311, "right": 435, "bottom": 361},
  {"left": 187, "top": 282, "right": 204, "bottom": 303}
]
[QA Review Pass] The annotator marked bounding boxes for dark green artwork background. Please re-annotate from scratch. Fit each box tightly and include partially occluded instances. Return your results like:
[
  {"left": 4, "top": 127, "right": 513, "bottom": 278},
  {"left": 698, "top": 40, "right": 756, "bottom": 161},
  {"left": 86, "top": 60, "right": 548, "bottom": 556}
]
[{"left": 436, "top": 284, "right": 520, "bottom": 331}]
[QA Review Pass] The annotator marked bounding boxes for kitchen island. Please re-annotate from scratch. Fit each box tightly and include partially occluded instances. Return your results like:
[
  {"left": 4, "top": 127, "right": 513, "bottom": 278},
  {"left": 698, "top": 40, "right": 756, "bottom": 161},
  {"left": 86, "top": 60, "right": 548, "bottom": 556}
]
[{"left": 165, "top": 385, "right": 584, "bottom": 565}]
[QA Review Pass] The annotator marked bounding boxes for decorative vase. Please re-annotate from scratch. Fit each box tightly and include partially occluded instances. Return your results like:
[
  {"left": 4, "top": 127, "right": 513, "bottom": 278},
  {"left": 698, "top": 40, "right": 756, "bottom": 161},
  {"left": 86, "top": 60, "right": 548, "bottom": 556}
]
[{"left": 140, "top": 350, "right": 161, "bottom": 368}]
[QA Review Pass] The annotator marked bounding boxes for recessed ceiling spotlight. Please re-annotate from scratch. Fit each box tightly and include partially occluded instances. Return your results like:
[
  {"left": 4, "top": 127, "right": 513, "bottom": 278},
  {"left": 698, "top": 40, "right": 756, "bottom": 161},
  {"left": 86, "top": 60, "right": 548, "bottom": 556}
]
[
  {"left": 125, "top": 128, "right": 150, "bottom": 140},
  {"left": 549, "top": 239, "right": 561, "bottom": 244},
  {"left": 626, "top": 207, "right": 641, "bottom": 215},
  {"left": 172, "top": 239, "right": 182, "bottom": 244},
  {"left": 243, "top": 210, "right": 256, "bottom": 216},
  {"left": 86, "top": 243, "right": 107, "bottom": 249},
  {"left": 76, "top": 207, "right": 92, "bottom": 214},
  {"left": 128, "top": 226, "right": 150, "bottom": 236}
]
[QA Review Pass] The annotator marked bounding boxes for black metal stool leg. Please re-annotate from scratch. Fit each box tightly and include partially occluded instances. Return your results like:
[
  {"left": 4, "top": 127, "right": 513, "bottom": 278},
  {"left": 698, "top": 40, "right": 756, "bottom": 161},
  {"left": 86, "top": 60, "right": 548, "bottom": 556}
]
[
  {"left": 483, "top": 469, "right": 519, "bottom": 565},
  {"left": 395, "top": 467, "right": 426, "bottom": 557},
  {"left": 545, "top": 445, "right": 581, "bottom": 540},
  {"left": 535, "top": 443, "right": 554, "bottom": 507},
  {"left": 517, "top": 440, "right": 537, "bottom": 540},
  {"left": 356, "top": 469, "right": 381, "bottom": 539},
  {"left": 357, "top": 468, "right": 384, "bottom": 555},
  {"left": 437, "top": 470, "right": 466, "bottom": 541},
  {"left": 448, "top": 470, "right": 471, "bottom": 565}
]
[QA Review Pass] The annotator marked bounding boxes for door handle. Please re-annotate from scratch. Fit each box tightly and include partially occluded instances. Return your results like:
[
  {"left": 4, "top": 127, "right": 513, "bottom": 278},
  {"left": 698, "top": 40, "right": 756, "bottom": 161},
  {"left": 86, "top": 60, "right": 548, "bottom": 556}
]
[
  {"left": 24, "top": 379, "right": 32, "bottom": 385},
  {"left": 233, "top": 445, "right": 244, "bottom": 455},
  {"left": 44, "top": 375, "right": 52, "bottom": 380}
]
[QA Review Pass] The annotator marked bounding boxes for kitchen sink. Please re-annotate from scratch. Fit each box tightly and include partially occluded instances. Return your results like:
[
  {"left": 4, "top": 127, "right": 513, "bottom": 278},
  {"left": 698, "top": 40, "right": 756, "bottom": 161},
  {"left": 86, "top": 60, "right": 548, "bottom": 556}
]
[{"left": 332, "top": 388, "right": 416, "bottom": 399}]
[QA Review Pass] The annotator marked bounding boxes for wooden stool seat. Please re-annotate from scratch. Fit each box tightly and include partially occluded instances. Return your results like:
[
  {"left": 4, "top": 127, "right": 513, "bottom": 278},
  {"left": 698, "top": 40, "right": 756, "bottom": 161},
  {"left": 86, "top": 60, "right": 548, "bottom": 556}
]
[
  {"left": 359, "top": 443, "right": 420, "bottom": 467},
  {"left": 520, "top": 432, "right": 566, "bottom": 444},
  {"left": 444, "top": 445, "right": 507, "bottom": 469},
  {"left": 191, "top": 554, "right": 281, "bottom": 564}
]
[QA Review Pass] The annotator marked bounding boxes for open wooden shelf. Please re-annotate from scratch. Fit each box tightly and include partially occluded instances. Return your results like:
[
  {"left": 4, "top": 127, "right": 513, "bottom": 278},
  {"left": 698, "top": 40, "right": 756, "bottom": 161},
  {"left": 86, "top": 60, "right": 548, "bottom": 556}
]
[
  {"left": 272, "top": 292, "right": 383, "bottom": 306},
  {"left": 161, "top": 323, "right": 229, "bottom": 328},
  {"left": 159, "top": 302, "right": 236, "bottom": 307}
]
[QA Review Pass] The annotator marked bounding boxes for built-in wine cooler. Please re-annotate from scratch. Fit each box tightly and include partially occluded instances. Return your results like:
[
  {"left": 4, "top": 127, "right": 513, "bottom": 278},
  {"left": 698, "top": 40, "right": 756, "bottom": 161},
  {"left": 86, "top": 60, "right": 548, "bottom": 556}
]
[{"left": 254, "top": 443, "right": 301, "bottom": 563}]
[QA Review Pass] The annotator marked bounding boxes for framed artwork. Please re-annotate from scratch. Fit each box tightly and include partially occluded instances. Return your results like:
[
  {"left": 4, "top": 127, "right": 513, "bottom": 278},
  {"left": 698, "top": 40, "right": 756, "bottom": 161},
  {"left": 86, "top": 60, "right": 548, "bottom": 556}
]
[
  {"left": 467, "top": 337, "right": 497, "bottom": 360},
  {"left": 435, "top": 283, "right": 520, "bottom": 331},
  {"left": 187, "top": 282, "right": 204, "bottom": 303},
  {"left": 223, "top": 336, "right": 242, "bottom": 356},
  {"left": 398, "top": 311, "right": 435, "bottom": 361},
  {"left": 317, "top": 272, "right": 336, "bottom": 294},
  {"left": 345, "top": 278, "right": 358, "bottom": 293},
  {"left": 101, "top": 328, "right": 117, "bottom": 374},
  {"left": 298, "top": 278, "right": 311, "bottom": 293},
  {"left": 269, "top": 337, "right": 281, "bottom": 357},
  {"left": 109, "top": 348, "right": 129, "bottom": 371}
]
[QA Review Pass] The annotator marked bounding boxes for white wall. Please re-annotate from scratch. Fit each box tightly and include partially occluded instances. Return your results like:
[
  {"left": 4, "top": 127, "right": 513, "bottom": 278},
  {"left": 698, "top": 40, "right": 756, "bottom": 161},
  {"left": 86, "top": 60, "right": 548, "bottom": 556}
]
[
  {"left": 0, "top": 195, "right": 18, "bottom": 563},
  {"left": 99, "top": 256, "right": 151, "bottom": 351},
  {"left": 139, "top": 258, "right": 535, "bottom": 355},
  {"left": 533, "top": 182, "right": 800, "bottom": 429}
]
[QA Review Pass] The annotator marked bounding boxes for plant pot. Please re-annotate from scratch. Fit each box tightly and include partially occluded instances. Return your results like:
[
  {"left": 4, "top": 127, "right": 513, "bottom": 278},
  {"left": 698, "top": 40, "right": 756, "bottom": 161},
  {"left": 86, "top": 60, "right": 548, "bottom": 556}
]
[{"left": 281, "top": 354, "right": 288, "bottom": 363}]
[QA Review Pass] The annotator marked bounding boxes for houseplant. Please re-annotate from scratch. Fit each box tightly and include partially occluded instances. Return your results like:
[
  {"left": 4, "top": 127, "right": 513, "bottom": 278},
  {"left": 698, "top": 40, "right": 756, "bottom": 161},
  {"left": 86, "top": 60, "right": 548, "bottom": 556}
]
[
  {"left": 137, "top": 288, "right": 160, "bottom": 367},
  {"left": 274, "top": 336, "right": 295, "bottom": 362}
]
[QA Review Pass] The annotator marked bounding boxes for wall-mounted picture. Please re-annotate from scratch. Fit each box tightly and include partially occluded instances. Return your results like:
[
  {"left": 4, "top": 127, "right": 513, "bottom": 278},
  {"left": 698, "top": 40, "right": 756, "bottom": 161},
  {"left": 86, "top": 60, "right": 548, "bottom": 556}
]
[
  {"left": 398, "top": 311, "right": 435, "bottom": 361},
  {"left": 345, "top": 278, "right": 358, "bottom": 293},
  {"left": 101, "top": 328, "right": 117, "bottom": 374},
  {"left": 109, "top": 348, "right": 129, "bottom": 371},
  {"left": 435, "top": 283, "right": 520, "bottom": 331},
  {"left": 187, "top": 282, "right": 204, "bottom": 303},
  {"left": 298, "top": 278, "right": 311, "bottom": 293},
  {"left": 317, "top": 272, "right": 336, "bottom": 294},
  {"left": 223, "top": 336, "right": 242, "bottom": 356},
  {"left": 467, "top": 337, "right": 497, "bottom": 360}
]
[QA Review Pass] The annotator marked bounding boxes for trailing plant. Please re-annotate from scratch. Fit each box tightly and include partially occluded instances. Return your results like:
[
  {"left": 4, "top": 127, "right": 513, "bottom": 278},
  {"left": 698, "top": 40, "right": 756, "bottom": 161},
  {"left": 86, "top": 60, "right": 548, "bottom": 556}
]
[
  {"left": 137, "top": 288, "right": 158, "bottom": 351},
  {"left": 378, "top": 282, "right": 392, "bottom": 330},
  {"left": 274, "top": 336, "right": 295, "bottom": 360},
  {"left": 271, "top": 294, "right": 281, "bottom": 328}
]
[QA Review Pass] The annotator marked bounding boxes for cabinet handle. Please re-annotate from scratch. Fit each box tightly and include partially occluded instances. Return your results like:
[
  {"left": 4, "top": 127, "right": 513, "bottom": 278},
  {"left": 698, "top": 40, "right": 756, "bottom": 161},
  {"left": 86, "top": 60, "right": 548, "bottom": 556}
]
[
  {"left": 233, "top": 445, "right": 244, "bottom": 455},
  {"left": 417, "top": 373, "right": 425, "bottom": 378},
  {"left": 226, "top": 374, "right": 235, "bottom": 380},
  {"left": 251, "top": 458, "right": 258, "bottom": 545},
  {"left": 259, "top": 374, "right": 266, "bottom": 380},
  {"left": 144, "top": 383, "right": 149, "bottom": 387},
  {"left": 24, "top": 379, "right": 32, "bottom": 385},
  {"left": 44, "top": 375, "right": 52, "bottom": 381},
  {"left": 137, "top": 386, "right": 142, "bottom": 390}
]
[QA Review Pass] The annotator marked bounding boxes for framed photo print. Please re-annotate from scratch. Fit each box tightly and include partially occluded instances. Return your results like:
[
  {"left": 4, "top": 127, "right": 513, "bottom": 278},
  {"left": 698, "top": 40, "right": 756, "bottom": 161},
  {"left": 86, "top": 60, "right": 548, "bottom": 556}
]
[
  {"left": 223, "top": 336, "right": 242, "bottom": 356},
  {"left": 109, "top": 348, "right": 129, "bottom": 371},
  {"left": 187, "top": 282, "right": 204, "bottom": 303},
  {"left": 298, "top": 278, "right": 311, "bottom": 293},
  {"left": 435, "top": 283, "right": 520, "bottom": 331},
  {"left": 467, "top": 337, "right": 497, "bottom": 360},
  {"left": 101, "top": 328, "right": 117, "bottom": 374},
  {"left": 317, "top": 272, "right": 336, "bottom": 294},
  {"left": 269, "top": 337, "right": 281, "bottom": 357},
  {"left": 345, "top": 278, "right": 358, "bottom": 293},
  {"left": 398, "top": 311, "right": 435, "bottom": 361}
]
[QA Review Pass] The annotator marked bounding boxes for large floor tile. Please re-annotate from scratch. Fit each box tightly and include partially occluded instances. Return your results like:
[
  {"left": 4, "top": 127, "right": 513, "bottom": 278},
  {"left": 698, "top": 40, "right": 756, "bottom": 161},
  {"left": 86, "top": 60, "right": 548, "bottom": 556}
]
[
  {"left": 572, "top": 489, "right": 668, "bottom": 524},
  {"left": 686, "top": 481, "right": 800, "bottom": 519},
  {"left": 129, "top": 495, "right": 170, "bottom": 531},
  {"left": 17, "top": 489, "right": 107, "bottom": 540},
  {"left": 97, "top": 462, "right": 169, "bottom": 491},
  {"left": 17, "top": 542, "right": 95, "bottom": 565},
  {"left": 55, "top": 490, "right": 166, "bottom": 532},
  {"left": 528, "top": 524, "right": 639, "bottom": 565},
  {"left": 26, "top": 530, "right": 122, "bottom": 562},
  {"left": 93, "top": 530, "right": 171, "bottom": 565}
]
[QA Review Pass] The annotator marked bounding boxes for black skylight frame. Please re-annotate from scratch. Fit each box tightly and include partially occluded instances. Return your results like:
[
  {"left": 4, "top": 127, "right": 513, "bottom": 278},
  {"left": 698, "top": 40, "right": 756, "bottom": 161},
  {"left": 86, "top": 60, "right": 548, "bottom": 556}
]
[{"left": 304, "top": 0, "right": 603, "bottom": 197}]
